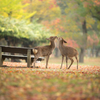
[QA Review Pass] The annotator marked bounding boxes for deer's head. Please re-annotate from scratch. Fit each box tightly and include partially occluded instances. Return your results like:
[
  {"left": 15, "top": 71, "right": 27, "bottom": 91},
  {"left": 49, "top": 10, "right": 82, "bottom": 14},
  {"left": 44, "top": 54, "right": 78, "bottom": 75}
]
[
  {"left": 57, "top": 37, "right": 67, "bottom": 44},
  {"left": 46, "top": 36, "right": 57, "bottom": 41}
]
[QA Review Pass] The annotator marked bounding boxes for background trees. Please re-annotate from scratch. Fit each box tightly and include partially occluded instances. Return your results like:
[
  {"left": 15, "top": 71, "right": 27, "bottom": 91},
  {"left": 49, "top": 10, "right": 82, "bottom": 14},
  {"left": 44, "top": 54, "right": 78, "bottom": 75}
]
[
  {"left": 55, "top": 0, "right": 100, "bottom": 62},
  {"left": 0, "top": 16, "right": 51, "bottom": 47},
  {"left": 0, "top": 0, "right": 51, "bottom": 47},
  {"left": 0, "top": 0, "right": 36, "bottom": 19},
  {"left": 23, "top": 0, "right": 61, "bottom": 22}
]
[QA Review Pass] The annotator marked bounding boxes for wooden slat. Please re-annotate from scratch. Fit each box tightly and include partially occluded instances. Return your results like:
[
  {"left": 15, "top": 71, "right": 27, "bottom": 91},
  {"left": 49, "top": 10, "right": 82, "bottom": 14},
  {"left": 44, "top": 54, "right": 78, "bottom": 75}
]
[
  {"left": 0, "top": 47, "right": 3, "bottom": 66},
  {"left": 2, "top": 54, "right": 27, "bottom": 60},
  {"left": 2, "top": 54, "right": 44, "bottom": 61},
  {"left": 0, "top": 45, "right": 34, "bottom": 54},
  {"left": 2, "top": 47, "right": 28, "bottom": 54}
]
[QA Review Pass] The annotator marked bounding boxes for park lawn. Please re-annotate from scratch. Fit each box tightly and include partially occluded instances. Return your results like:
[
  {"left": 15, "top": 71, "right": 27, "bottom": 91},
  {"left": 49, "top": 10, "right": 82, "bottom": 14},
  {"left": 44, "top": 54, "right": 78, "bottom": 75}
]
[
  {"left": 46, "top": 57, "right": 100, "bottom": 66},
  {"left": 0, "top": 65, "right": 100, "bottom": 100}
]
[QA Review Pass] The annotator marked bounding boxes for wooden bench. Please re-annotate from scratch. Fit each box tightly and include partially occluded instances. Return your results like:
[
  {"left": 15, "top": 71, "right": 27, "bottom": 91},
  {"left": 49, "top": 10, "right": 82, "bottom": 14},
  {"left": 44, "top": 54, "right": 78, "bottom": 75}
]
[{"left": 0, "top": 45, "right": 44, "bottom": 67}]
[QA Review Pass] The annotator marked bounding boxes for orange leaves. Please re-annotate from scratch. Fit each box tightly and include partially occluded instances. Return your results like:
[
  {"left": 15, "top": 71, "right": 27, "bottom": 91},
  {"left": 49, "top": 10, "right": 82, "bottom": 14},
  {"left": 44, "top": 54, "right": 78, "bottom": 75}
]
[
  {"left": 49, "top": 0, "right": 58, "bottom": 9},
  {"left": 2, "top": 62, "right": 100, "bottom": 74},
  {"left": 94, "top": 0, "right": 100, "bottom": 6},
  {"left": 42, "top": 18, "right": 67, "bottom": 35},
  {"left": 0, "top": 61, "right": 100, "bottom": 100},
  {"left": 66, "top": 38, "right": 79, "bottom": 48},
  {"left": 51, "top": 18, "right": 61, "bottom": 25},
  {"left": 87, "top": 33, "right": 99, "bottom": 47},
  {"left": 49, "top": 86, "right": 57, "bottom": 92}
]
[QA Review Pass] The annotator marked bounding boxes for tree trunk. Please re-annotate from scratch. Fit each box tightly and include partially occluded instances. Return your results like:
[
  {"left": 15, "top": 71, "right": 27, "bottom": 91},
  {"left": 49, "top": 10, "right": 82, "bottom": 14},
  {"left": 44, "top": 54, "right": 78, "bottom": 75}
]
[
  {"left": 55, "top": 47, "right": 61, "bottom": 57},
  {"left": 79, "top": 48, "right": 85, "bottom": 63},
  {"left": 55, "top": 47, "right": 58, "bottom": 57},
  {"left": 96, "top": 48, "right": 100, "bottom": 57},
  {"left": 79, "top": 20, "right": 87, "bottom": 63}
]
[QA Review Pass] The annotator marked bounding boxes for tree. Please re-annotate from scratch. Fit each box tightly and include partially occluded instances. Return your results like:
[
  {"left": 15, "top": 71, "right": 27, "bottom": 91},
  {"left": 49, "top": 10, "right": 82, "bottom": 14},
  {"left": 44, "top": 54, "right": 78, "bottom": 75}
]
[
  {"left": 62, "top": 0, "right": 100, "bottom": 62},
  {"left": 0, "top": 16, "right": 51, "bottom": 46},
  {"left": 23, "top": 0, "right": 61, "bottom": 22},
  {"left": 0, "top": 0, "right": 36, "bottom": 20}
]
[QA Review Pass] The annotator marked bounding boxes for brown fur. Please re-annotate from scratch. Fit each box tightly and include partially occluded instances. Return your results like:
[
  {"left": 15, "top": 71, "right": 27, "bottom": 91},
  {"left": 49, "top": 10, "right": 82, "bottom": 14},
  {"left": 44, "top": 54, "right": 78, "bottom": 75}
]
[
  {"left": 57, "top": 37, "right": 78, "bottom": 69},
  {"left": 32, "top": 36, "right": 57, "bottom": 68}
]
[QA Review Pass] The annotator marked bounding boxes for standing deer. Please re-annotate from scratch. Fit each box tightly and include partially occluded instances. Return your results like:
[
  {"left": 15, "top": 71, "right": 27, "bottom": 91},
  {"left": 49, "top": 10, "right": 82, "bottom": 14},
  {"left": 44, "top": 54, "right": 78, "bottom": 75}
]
[
  {"left": 32, "top": 36, "right": 57, "bottom": 68},
  {"left": 57, "top": 37, "right": 78, "bottom": 69}
]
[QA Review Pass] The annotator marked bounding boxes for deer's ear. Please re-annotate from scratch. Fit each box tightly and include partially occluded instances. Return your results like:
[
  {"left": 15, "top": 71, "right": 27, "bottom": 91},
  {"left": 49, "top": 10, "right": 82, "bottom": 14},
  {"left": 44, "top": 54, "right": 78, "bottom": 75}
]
[{"left": 63, "top": 39, "right": 67, "bottom": 43}]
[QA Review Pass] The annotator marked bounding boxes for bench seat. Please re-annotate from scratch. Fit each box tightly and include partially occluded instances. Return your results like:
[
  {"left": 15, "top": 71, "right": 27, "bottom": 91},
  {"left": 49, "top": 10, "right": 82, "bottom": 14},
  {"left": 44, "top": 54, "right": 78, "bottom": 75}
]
[{"left": 2, "top": 54, "right": 44, "bottom": 61}]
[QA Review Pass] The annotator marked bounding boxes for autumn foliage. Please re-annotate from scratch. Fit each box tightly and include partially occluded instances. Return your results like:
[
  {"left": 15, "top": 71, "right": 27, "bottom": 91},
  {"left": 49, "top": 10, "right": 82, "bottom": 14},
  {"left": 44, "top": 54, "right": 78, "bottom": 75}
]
[
  {"left": 66, "top": 39, "right": 79, "bottom": 48},
  {"left": 87, "top": 34, "right": 99, "bottom": 47},
  {"left": 0, "top": 62, "right": 100, "bottom": 100}
]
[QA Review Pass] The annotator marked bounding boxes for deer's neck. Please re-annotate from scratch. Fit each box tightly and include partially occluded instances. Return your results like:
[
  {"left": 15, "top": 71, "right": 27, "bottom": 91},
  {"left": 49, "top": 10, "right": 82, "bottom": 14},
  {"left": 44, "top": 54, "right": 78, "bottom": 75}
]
[
  {"left": 50, "top": 41, "right": 55, "bottom": 49},
  {"left": 59, "top": 42, "right": 63, "bottom": 49}
]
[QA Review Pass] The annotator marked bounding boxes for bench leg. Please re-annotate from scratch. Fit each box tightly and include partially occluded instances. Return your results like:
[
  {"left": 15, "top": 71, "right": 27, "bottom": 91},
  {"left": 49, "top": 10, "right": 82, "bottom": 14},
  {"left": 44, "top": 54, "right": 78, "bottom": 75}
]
[
  {"left": 27, "top": 49, "right": 31, "bottom": 68},
  {"left": 0, "top": 47, "right": 3, "bottom": 66}
]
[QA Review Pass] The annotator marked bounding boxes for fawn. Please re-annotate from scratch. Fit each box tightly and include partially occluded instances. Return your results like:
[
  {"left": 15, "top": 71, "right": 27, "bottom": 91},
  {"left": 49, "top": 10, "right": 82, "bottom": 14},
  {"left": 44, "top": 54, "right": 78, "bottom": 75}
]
[
  {"left": 57, "top": 37, "right": 78, "bottom": 69},
  {"left": 32, "top": 36, "right": 57, "bottom": 68}
]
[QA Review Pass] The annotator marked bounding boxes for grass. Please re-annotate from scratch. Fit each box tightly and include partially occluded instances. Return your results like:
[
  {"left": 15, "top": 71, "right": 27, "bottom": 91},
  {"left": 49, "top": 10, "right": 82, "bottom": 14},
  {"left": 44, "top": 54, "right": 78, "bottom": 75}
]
[
  {"left": 0, "top": 68, "right": 100, "bottom": 100},
  {"left": 0, "top": 57, "right": 100, "bottom": 100},
  {"left": 42, "top": 56, "right": 100, "bottom": 66}
]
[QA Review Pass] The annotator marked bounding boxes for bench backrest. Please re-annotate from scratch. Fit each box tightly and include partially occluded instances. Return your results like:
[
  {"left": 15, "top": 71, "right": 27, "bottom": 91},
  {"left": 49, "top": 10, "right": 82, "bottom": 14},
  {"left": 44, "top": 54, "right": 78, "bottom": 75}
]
[{"left": 0, "top": 45, "right": 33, "bottom": 54}]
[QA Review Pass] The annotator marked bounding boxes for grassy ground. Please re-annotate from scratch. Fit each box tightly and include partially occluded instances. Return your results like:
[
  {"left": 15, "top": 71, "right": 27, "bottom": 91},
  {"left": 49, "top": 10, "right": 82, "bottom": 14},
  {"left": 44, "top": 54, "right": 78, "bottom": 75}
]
[
  {"left": 43, "top": 56, "right": 100, "bottom": 66},
  {"left": 0, "top": 68, "right": 100, "bottom": 100},
  {"left": 0, "top": 57, "right": 100, "bottom": 100}
]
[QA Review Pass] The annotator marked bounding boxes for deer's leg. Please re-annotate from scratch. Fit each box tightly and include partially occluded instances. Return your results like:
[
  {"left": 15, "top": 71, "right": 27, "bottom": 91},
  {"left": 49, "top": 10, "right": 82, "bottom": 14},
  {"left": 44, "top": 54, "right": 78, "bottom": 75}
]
[
  {"left": 46, "top": 55, "right": 50, "bottom": 69},
  {"left": 75, "top": 56, "right": 78, "bottom": 69},
  {"left": 32, "top": 56, "right": 39, "bottom": 68},
  {"left": 60, "top": 55, "right": 64, "bottom": 69},
  {"left": 31, "top": 59, "right": 33, "bottom": 65},
  {"left": 67, "top": 58, "right": 74, "bottom": 69},
  {"left": 66, "top": 56, "right": 68, "bottom": 69}
]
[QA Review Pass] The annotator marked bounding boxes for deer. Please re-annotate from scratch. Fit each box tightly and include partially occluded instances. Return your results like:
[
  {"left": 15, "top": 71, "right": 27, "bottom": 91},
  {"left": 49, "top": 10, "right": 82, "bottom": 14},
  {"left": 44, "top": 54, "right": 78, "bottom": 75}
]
[
  {"left": 57, "top": 37, "right": 78, "bottom": 69},
  {"left": 32, "top": 36, "right": 57, "bottom": 68}
]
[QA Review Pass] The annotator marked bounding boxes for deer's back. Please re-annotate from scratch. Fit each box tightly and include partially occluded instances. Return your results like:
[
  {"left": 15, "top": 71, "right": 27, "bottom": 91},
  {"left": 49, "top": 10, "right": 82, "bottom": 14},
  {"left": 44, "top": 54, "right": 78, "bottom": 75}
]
[
  {"left": 60, "top": 46, "right": 78, "bottom": 57},
  {"left": 34, "top": 45, "right": 54, "bottom": 56}
]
